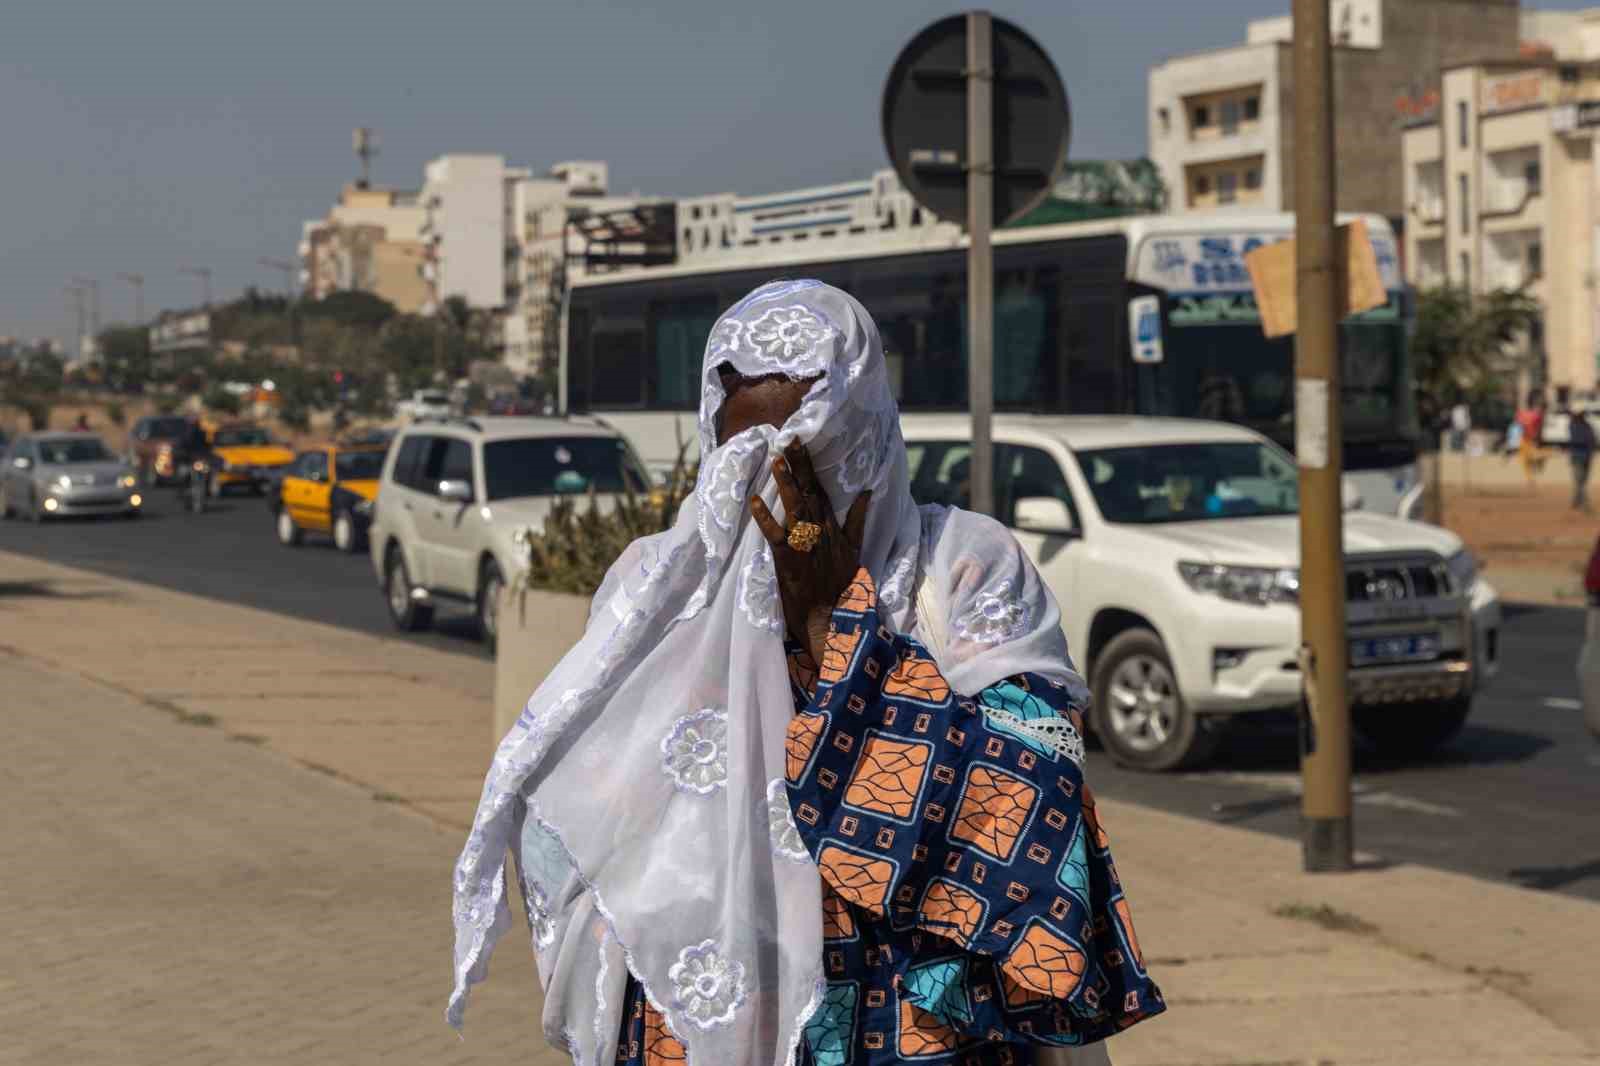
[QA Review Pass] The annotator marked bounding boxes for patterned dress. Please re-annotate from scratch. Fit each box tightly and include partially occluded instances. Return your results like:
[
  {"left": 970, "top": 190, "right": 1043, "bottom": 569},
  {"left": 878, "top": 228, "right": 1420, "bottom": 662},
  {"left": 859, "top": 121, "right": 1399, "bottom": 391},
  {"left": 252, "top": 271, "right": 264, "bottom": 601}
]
[{"left": 617, "top": 572, "right": 1164, "bottom": 1064}]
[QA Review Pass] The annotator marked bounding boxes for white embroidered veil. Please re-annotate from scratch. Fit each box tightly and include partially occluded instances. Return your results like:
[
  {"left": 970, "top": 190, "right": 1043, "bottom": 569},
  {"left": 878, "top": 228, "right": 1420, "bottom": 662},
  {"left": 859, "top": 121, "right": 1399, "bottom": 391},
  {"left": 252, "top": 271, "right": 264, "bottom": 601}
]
[{"left": 449, "top": 280, "right": 1086, "bottom": 1064}]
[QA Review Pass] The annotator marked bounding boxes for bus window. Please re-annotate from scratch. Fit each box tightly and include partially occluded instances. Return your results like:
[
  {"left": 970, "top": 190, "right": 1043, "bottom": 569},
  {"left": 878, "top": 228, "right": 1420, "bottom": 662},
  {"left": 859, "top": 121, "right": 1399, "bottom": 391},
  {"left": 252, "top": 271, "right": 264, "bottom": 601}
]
[{"left": 651, "top": 294, "right": 718, "bottom": 407}]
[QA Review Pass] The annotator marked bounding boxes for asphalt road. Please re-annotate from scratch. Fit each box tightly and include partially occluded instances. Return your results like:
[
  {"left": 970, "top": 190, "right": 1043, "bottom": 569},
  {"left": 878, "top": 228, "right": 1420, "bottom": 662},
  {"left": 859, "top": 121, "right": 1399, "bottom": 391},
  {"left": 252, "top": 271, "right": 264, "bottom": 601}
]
[{"left": 4, "top": 487, "right": 1598, "bottom": 901}]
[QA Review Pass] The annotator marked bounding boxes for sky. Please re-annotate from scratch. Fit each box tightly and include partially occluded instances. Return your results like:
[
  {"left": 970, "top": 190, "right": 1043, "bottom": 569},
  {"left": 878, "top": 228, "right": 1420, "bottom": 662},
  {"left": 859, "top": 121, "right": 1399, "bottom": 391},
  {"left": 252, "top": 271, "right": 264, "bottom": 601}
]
[{"left": 4, "top": 0, "right": 1594, "bottom": 348}]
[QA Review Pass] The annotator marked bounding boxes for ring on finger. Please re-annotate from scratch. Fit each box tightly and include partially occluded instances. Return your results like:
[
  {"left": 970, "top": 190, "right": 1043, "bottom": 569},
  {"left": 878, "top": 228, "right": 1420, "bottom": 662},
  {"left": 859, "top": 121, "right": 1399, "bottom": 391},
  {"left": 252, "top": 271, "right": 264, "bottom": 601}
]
[{"left": 787, "top": 521, "right": 822, "bottom": 553}]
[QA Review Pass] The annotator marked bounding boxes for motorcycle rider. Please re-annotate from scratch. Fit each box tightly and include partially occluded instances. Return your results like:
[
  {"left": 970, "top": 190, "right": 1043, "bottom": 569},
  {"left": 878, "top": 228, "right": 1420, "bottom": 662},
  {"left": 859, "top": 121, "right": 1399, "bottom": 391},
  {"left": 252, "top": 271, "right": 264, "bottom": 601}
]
[{"left": 172, "top": 419, "right": 216, "bottom": 507}]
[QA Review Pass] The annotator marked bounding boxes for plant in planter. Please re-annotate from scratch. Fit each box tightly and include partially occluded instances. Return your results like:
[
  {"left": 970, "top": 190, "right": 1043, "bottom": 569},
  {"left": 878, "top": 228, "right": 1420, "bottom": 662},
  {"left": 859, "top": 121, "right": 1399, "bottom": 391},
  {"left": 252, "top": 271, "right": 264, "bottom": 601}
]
[{"left": 508, "top": 443, "right": 697, "bottom": 604}]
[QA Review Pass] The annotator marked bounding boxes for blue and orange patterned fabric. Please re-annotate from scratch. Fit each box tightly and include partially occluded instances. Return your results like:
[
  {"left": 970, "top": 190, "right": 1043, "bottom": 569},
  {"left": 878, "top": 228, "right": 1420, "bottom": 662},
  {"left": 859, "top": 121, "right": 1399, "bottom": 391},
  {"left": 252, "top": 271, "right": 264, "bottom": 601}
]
[{"left": 618, "top": 571, "right": 1163, "bottom": 1065}]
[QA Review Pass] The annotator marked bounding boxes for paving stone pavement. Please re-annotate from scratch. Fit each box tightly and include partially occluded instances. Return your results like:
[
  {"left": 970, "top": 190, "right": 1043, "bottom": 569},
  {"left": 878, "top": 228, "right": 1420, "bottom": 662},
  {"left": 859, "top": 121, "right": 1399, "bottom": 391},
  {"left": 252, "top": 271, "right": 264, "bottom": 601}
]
[{"left": 0, "top": 652, "right": 561, "bottom": 1066}]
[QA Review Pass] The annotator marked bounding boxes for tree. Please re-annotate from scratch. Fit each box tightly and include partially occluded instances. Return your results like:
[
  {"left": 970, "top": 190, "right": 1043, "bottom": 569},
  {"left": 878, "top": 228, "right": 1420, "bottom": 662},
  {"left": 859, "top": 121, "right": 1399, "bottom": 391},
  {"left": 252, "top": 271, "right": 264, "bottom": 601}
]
[
  {"left": 1409, "top": 286, "right": 1540, "bottom": 431},
  {"left": 302, "top": 290, "right": 397, "bottom": 331},
  {"left": 97, "top": 324, "right": 153, "bottom": 393}
]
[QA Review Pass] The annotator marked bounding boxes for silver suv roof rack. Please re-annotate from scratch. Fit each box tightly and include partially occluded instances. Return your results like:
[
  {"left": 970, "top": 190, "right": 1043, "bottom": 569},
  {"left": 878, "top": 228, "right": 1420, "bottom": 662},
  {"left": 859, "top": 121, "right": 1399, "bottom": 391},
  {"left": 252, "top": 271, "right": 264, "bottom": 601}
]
[{"left": 411, "top": 414, "right": 483, "bottom": 432}]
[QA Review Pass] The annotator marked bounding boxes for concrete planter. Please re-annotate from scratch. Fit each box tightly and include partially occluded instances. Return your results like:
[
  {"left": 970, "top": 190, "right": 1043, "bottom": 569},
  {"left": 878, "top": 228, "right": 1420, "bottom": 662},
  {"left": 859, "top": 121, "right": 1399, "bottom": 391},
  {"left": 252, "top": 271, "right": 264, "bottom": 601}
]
[{"left": 492, "top": 582, "right": 591, "bottom": 752}]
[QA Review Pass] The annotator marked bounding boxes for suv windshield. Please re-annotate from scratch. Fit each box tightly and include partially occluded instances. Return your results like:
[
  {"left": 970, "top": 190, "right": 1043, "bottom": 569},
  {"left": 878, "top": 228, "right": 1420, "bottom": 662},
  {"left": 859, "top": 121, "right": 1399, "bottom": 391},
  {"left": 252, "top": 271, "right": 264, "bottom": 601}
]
[
  {"left": 213, "top": 427, "right": 271, "bottom": 447},
  {"left": 147, "top": 417, "right": 190, "bottom": 439},
  {"left": 335, "top": 450, "right": 386, "bottom": 481},
  {"left": 38, "top": 438, "right": 113, "bottom": 464},
  {"left": 1077, "top": 441, "right": 1298, "bottom": 524},
  {"left": 482, "top": 436, "right": 648, "bottom": 501}
]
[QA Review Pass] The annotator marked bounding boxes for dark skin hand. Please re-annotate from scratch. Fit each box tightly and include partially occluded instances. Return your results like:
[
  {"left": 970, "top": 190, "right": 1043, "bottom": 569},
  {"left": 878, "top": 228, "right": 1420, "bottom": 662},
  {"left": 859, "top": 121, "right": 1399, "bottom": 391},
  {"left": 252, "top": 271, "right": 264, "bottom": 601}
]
[{"left": 716, "top": 364, "right": 870, "bottom": 662}]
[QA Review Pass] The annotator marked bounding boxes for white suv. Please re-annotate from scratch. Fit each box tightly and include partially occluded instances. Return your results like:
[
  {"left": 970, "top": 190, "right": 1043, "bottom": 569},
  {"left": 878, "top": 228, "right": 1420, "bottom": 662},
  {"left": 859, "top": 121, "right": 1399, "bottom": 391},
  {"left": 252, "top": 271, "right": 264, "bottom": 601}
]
[
  {"left": 901, "top": 415, "right": 1502, "bottom": 771},
  {"left": 368, "top": 416, "right": 651, "bottom": 650}
]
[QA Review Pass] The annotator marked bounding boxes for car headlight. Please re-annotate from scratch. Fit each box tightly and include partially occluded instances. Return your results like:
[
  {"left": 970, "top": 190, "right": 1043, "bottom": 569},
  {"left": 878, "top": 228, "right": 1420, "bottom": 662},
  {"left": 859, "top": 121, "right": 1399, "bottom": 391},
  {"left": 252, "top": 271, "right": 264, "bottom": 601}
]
[
  {"left": 1178, "top": 561, "right": 1300, "bottom": 606},
  {"left": 1445, "top": 549, "right": 1477, "bottom": 596},
  {"left": 353, "top": 498, "right": 374, "bottom": 516},
  {"left": 118, "top": 474, "right": 136, "bottom": 488},
  {"left": 55, "top": 474, "right": 73, "bottom": 491}
]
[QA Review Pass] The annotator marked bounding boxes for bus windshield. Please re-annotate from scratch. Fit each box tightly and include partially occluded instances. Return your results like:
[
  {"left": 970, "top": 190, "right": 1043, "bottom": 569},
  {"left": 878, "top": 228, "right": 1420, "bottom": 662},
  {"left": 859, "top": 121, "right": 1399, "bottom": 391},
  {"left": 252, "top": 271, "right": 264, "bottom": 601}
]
[{"left": 1149, "top": 294, "right": 1415, "bottom": 452}]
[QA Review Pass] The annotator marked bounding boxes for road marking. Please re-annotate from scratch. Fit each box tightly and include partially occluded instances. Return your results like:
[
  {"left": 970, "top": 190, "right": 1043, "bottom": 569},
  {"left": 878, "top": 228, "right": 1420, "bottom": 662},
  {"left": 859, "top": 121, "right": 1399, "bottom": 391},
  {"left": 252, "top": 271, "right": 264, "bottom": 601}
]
[
  {"left": 1193, "top": 771, "right": 1462, "bottom": 818},
  {"left": 1543, "top": 697, "right": 1582, "bottom": 711}
]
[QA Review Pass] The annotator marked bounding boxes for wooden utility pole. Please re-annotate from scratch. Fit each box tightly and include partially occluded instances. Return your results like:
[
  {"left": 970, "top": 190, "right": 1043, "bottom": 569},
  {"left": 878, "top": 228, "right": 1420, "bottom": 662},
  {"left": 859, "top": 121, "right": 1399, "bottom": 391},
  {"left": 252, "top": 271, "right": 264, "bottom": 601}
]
[{"left": 1293, "top": 0, "right": 1353, "bottom": 872}]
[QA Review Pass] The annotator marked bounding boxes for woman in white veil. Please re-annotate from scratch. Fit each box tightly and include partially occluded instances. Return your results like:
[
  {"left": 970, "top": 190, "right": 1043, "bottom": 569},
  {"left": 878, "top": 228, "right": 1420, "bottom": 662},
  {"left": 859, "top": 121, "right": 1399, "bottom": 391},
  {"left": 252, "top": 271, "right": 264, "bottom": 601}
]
[{"left": 449, "top": 280, "right": 1164, "bottom": 1064}]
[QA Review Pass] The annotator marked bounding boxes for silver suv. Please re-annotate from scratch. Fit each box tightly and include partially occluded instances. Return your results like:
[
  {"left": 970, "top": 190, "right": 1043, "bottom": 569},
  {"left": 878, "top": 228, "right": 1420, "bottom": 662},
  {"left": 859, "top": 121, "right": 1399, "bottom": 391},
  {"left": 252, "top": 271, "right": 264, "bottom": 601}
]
[{"left": 367, "top": 416, "right": 650, "bottom": 650}]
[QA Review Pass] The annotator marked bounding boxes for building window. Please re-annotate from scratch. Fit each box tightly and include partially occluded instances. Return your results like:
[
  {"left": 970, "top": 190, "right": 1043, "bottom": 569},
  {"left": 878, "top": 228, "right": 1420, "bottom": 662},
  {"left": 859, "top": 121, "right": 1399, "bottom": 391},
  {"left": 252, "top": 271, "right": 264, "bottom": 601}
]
[
  {"left": 1526, "top": 158, "right": 1542, "bottom": 195},
  {"left": 1527, "top": 240, "right": 1543, "bottom": 278},
  {"left": 1459, "top": 251, "right": 1471, "bottom": 283},
  {"left": 1194, "top": 174, "right": 1211, "bottom": 195},
  {"left": 1217, "top": 171, "right": 1238, "bottom": 204},
  {"left": 1244, "top": 167, "right": 1262, "bottom": 190},
  {"left": 1220, "top": 99, "right": 1241, "bottom": 134},
  {"left": 1243, "top": 95, "right": 1260, "bottom": 121},
  {"left": 1157, "top": 106, "right": 1170, "bottom": 134},
  {"left": 1458, "top": 173, "right": 1469, "bottom": 235},
  {"left": 1192, "top": 104, "right": 1210, "bottom": 130},
  {"left": 1457, "top": 100, "right": 1469, "bottom": 148}
]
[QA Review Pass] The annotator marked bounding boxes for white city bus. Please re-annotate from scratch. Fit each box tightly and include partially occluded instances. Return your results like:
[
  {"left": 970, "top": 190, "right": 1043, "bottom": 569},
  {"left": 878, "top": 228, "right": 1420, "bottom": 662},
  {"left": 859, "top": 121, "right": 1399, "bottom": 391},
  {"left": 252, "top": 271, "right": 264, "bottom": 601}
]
[{"left": 562, "top": 212, "right": 1420, "bottom": 514}]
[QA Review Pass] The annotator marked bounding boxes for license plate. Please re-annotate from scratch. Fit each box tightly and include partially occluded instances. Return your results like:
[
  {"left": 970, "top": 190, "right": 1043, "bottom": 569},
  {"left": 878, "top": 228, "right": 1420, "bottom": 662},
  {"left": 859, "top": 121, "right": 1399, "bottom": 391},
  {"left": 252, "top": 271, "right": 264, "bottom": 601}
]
[{"left": 1350, "top": 633, "right": 1439, "bottom": 667}]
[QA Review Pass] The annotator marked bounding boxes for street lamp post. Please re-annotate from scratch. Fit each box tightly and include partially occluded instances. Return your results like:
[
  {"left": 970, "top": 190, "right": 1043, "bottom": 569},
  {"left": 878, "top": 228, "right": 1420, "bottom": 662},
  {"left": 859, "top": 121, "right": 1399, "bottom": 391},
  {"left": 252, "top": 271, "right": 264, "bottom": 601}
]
[
  {"left": 180, "top": 267, "right": 213, "bottom": 309},
  {"left": 258, "top": 257, "right": 300, "bottom": 352},
  {"left": 117, "top": 272, "right": 145, "bottom": 325}
]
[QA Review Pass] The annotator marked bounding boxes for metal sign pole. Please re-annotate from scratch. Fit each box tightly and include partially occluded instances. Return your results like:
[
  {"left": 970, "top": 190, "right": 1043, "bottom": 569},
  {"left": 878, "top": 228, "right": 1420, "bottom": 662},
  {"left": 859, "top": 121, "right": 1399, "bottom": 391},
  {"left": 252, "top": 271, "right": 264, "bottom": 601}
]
[
  {"left": 966, "top": 10, "right": 995, "bottom": 519},
  {"left": 1293, "top": 0, "right": 1353, "bottom": 872}
]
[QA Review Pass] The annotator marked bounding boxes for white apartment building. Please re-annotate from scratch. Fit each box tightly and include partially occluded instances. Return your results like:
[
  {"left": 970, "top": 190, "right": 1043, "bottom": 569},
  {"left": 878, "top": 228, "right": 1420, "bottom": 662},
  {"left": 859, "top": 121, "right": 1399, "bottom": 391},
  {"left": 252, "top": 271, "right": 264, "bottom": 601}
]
[
  {"left": 1148, "top": 0, "right": 1521, "bottom": 219},
  {"left": 419, "top": 154, "right": 525, "bottom": 314},
  {"left": 1403, "top": 11, "right": 1600, "bottom": 399}
]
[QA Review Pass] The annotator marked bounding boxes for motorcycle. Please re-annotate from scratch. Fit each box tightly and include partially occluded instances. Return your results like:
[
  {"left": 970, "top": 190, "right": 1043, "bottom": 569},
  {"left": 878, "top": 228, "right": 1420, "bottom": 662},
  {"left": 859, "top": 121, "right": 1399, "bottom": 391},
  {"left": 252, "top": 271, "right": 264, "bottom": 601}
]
[{"left": 178, "top": 457, "right": 212, "bottom": 514}]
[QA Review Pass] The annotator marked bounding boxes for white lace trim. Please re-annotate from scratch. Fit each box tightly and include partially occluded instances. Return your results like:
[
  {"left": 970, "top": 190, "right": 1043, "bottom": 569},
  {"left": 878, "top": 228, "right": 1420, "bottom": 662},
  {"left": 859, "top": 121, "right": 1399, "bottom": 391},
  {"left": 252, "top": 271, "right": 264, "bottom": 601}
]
[{"left": 983, "top": 708, "right": 1086, "bottom": 766}]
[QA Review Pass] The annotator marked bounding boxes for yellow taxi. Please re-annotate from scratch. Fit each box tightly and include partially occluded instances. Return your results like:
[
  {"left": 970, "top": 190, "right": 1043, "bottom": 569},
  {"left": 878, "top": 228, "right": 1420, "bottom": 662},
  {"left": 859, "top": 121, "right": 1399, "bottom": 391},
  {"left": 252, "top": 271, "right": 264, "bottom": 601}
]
[
  {"left": 206, "top": 422, "right": 295, "bottom": 496},
  {"left": 270, "top": 442, "right": 387, "bottom": 552}
]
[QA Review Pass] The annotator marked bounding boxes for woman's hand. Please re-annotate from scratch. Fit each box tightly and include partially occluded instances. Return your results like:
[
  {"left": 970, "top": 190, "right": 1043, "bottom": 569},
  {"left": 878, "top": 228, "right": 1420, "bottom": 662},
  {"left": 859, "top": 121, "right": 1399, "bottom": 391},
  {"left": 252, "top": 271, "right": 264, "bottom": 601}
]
[{"left": 750, "top": 441, "right": 870, "bottom": 663}]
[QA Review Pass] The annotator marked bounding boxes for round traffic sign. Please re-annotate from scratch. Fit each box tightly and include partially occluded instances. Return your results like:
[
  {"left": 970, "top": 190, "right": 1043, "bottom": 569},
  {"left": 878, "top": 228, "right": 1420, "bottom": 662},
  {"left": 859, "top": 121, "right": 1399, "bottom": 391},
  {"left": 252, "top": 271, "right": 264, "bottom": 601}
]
[{"left": 882, "top": 13, "right": 1071, "bottom": 228}]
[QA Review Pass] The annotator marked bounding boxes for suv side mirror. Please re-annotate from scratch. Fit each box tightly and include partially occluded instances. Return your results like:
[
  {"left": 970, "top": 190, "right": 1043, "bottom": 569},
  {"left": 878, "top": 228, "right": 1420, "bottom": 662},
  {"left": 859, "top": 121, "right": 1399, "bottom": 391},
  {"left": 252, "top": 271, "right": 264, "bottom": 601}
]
[
  {"left": 438, "top": 478, "right": 473, "bottom": 503},
  {"left": 1014, "top": 497, "right": 1077, "bottom": 536}
]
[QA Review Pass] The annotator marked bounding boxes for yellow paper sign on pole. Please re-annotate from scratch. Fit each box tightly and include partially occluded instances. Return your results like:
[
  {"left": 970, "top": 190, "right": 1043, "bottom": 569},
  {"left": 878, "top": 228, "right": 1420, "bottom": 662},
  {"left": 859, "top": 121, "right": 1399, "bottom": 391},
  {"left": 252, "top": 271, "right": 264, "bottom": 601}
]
[{"left": 1245, "top": 218, "right": 1385, "bottom": 339}]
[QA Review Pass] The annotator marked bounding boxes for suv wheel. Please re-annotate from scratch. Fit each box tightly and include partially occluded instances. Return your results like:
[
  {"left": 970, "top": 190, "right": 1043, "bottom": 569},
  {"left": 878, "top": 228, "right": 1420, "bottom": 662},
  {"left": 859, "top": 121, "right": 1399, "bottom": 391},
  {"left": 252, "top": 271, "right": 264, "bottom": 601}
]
[
  {"left": 1354, "top": 696, "right": 1471, "bottom": 758},
  {"left": 385, "top": 548, "right": 433, "bottom": 632},
  {"left": 333, "top": 511, "right": 358, "bottom": 553},
  {"left": 1090, "top": 628, "right": 1218, "bottom": 771},
  {"left": 477, "top": 558, "right": 504, "bottom": 652},
  {"left": 276, "top": 509, "right": 303, "bottom": 547}
]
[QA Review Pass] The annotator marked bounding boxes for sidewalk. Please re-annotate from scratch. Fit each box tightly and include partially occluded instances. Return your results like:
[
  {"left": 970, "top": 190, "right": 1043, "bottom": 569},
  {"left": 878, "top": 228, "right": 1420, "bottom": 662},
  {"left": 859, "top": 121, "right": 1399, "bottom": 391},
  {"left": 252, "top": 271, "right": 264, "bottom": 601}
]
[
  {"left": 0, "top": 651, "right": 565, "bottom": 1066},
  {"left": 3, "top": 548, "right": 1597, "bottom": 1064}
]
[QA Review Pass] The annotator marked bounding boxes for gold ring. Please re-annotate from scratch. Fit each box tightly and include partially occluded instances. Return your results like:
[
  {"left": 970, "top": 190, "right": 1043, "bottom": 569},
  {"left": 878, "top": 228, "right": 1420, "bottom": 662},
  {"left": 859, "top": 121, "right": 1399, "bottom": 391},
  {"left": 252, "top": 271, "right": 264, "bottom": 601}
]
[{"left": 787, "top": 521, "right": 822, "bottom": 553}]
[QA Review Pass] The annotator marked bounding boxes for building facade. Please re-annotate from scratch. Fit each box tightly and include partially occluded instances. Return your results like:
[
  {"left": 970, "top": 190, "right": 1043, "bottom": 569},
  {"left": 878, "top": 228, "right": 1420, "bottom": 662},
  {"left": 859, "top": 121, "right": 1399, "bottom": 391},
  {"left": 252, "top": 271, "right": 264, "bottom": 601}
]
[
  {"left": 299, "top": 184, "right": 428, "bottom": 312},
  {"left": 1403, "top": 11, "right": 1600, "bottom": 399},
  {"left": 1148, "top": 0, "right": 1522, "bottom": 219}
]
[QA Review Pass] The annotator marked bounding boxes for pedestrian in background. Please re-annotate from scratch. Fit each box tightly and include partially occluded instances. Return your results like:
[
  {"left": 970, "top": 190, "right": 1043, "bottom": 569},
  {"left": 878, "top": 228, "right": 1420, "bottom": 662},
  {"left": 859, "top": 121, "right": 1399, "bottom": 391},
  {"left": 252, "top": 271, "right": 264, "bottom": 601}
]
[
  {"left": 1569, "top": 402, "right": 1595, "bottom": 511},
  {"left": 1515, "top": 391, "right": 1547, "bottom": 491},
  {"left": 73, "top": 413, "right": 90, "bottom": 432},
  {"left": 1449, "top": 399, "right": 1471, "bottom": 453}
]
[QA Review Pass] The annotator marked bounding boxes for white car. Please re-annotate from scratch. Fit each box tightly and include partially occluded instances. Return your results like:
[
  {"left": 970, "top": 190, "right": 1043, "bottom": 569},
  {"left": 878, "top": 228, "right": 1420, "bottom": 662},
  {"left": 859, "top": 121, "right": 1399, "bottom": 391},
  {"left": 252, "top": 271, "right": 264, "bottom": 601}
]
[
  {"left": 367, "top": 415, "right": 651, "bottom": 650},
  {"left": 396, "top": 389, "right": 453, "bottom": 422},
  {"left": 901, "top": 415, "right": 1502, "bottom": 770}
]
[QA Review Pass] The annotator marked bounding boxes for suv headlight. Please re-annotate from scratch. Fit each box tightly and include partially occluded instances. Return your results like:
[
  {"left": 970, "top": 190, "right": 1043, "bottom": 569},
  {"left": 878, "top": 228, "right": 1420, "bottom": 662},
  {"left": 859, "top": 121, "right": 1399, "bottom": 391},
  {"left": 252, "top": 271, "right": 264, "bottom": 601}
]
[
  {"left": 118, "top": 474, "right": 136, "bottom": 488},
  {"left": 354, "top": 498, "right": 374, "bottom": 516},
  {"left": 1178, "top": 561, "right": 1300, "bottom": 606},
  {"left": 55, "top": 474, "right": 73, "bottom": 490},
  {"left": 1445, "top": 549, "right": 1477, "bottom": 596}
]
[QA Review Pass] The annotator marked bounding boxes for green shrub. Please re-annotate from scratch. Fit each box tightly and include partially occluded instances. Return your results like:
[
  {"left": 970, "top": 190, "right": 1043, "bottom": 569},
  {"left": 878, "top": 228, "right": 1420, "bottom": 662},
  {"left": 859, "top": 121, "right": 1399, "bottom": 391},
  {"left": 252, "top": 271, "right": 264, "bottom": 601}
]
[
  {"left": 518, "top": 448, "right": 696, "bottom": 597},
  {"left": 279, "top": 401, "right": 311, "bottom": 432},
  {"left": 203, "top": 385, "right": 241, "bottom": 415}
]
